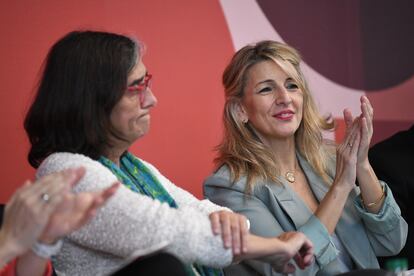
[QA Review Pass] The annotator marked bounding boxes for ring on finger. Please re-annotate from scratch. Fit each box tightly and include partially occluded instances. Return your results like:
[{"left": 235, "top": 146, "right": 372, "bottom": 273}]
[
  {"left": 246, "top": 219, "right": 250, "bottom": 230},
  {"left": 41, "top": 193, "right": 50, "bottom": 203}
]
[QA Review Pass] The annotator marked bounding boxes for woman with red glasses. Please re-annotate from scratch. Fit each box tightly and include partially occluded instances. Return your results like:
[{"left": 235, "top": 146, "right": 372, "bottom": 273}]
[{"left": 24, "top": 30, "right": 314, "bottom": 276}]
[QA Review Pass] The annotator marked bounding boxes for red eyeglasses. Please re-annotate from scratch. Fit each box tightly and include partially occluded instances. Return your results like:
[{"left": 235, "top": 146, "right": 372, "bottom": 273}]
[{"left": 127, "top": 73, "right": 153, "bottom": 105}]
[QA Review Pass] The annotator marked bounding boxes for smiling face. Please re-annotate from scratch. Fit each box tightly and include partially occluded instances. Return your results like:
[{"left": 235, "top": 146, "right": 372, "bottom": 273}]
[
  {"left": 240, "top": 60, "right": 303, "bottom": 143},
  {"left": 109, "top": 58, "right": 157, "bottom": 148}
]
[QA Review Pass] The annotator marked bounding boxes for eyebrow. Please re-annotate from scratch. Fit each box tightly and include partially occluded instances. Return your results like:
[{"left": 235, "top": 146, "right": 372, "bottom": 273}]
[
  {"left": 254, "top": 79, "right": 275, "bottom": 88},
  {"left": 128, "top": 71, "right": 147, "bottom": 86},
  {"left": 254, "top": 77, "right": 295, "bottom": 88}
]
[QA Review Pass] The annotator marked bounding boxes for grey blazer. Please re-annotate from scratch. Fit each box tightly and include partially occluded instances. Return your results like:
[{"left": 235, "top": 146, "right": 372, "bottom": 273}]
[{"left": 204, "top": 154, "right": 407, "bottom": 276}]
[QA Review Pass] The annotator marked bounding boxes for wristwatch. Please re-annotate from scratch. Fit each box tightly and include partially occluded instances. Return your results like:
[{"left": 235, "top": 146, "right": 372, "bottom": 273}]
[{"left": 31, "top": 240, "right": 63, "bottom": 258}]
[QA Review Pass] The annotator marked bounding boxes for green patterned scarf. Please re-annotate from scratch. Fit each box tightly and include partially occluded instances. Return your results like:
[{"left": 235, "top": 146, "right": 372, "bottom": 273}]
[{"left": 99, "top": 152, "right": 223, "bottom": 276}]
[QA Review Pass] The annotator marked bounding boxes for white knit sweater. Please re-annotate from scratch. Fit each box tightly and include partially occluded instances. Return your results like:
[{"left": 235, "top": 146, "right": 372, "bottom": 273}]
[{"left": 37, "top": 152, "right": 232, "bottom": 276}]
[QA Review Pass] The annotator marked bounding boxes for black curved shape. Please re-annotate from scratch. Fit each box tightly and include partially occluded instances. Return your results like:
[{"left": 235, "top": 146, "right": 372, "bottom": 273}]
[{"left": 257, "top": 0, "right": 414, "bottom": 91}]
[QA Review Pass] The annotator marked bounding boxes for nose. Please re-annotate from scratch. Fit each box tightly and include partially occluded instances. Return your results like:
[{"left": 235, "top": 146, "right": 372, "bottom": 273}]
[
  {"left": 142, "top": 88, "right": 157, "bottom": 108},
  {"left": 275, "top": 88, "right": 292, "bottom": 106}
]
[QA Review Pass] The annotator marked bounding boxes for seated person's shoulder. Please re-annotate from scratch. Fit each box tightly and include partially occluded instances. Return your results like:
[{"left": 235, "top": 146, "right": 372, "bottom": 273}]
[
  {"left": 38, "top": 152, "right": 102, "bottom": 173},
  {"left": 213, "top": 164, "right": 232, "bottom": 178},
  {"left": 37, "top": 152, "right": 118, "bottom": 190},
  {"left": 204, "top": 165, "right": 247, "bottom": 192}
]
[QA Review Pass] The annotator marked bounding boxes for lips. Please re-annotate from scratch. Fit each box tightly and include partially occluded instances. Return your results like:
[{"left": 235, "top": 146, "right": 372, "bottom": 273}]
[
  {"left": 273, "top": 110, "right": 294, "bottom": 120},
  {"left": 139, "top": 113, "right": 150, "bottom": 119}
]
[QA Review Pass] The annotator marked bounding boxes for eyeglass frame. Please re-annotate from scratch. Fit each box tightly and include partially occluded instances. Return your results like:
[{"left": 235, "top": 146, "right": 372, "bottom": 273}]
[{"left": 127, "top": 73, "right": 153, "bottom": 105}]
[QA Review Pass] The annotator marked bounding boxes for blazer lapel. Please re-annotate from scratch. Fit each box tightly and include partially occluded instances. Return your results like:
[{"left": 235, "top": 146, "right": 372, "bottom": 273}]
[
  {"left": 297, "top": 153, "right": 330, "bottom": 203},
  {"left": 265, "top": 176, "right": 315, "bottom": 230}
]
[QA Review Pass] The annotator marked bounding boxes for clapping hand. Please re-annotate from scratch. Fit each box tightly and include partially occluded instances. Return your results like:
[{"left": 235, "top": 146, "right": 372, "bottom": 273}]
[
  {"left": 38, "top": 167, "right": 119, "bottom": 244},
  {"left": 343, "top": 96, "right": 374, "bottom": 167},
  {"left": 0, "top": 169, "right": 78, "bottom": 257},
  {"left": 334, "top": 106, "right": 361, "bottom": 191},
  {"left": 0, "top": 167, "right": 119, "bottom": 260}
]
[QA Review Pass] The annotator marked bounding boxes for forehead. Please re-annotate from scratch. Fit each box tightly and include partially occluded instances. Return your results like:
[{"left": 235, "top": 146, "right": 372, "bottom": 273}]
[
  {"left": 127, "top": 58, "right": 147, "bottom": 82},
  {"left": 246, "top": 60, "right": 291, "bottom": 84}
]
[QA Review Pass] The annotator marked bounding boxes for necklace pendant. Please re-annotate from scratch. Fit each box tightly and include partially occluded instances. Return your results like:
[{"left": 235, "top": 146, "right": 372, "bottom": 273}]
[{"left": 285, "top": 171, "right": 295, "bottom": 183}]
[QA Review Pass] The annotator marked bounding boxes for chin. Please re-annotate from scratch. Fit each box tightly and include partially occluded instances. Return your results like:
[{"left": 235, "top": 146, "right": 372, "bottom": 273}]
[
  {"left": 135, "top": 130, "right": 148, "bottom": 140},
  {"left": 275, "top": 134, "right": 295, "bottom": 140},
  {"left": 272, "top": 128, "right": 296, "bottom": 138},
  {"left": 135, "top": 121, "right": 150, "bottom": 134},
  {"left": 127, "top": 128, "right": 148, "bottom": 143}
]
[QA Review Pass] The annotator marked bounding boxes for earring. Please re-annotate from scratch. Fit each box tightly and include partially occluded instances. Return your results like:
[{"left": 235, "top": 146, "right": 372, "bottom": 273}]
[{"left": 242, "top": 118, "right": 248, "bottom": 124}]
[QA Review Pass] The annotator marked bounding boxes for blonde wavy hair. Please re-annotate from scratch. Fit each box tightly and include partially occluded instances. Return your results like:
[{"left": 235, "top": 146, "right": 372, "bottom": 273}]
[{"left": 215, "top": 40, "right": 335, "bottom": 193}]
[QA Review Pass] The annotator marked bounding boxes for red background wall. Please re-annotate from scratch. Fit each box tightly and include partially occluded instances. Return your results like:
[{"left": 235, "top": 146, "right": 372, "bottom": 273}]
[
  {"left": 0, "top": 1, "right": 413, "bottom": 203},
  {"left": 0, "top": 0, "right": 234, "bottom": 202}
]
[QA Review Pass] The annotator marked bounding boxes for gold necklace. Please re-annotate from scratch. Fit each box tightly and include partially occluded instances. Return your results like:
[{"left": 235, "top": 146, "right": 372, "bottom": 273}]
[
  {"left": 284, "top": 161, "right": 298, "bottom": 183},
  {"left": 285, "top": 171, "right": 295, "bottom": 183}
]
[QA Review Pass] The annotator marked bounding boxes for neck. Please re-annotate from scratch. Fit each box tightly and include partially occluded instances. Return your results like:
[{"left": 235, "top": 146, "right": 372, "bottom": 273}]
[
  {"left": 261, "top": 136, "right": 298, "bottom": 172},
  {"left": 103, "top": 142, "right": 130, "bottom": 167}
]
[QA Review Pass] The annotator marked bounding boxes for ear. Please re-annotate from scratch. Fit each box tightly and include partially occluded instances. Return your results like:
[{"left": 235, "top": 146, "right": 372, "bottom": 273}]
[{"left": 235, "top": 102, "right": 248, "bottom": 123}]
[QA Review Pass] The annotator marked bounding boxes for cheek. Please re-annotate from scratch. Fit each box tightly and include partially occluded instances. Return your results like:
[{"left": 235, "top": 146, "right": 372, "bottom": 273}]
[
  {"left": 295, "top": 96, "right": 304, "bottom": 120},
  {"left": 297, "top": 104, "right": 303, "bottom": 120},
  {"left": 245, "top": 98, "right": 271, "bottom": 119},
  {"left": 110, "top": 105, "right": 136, "bottom": 128}
]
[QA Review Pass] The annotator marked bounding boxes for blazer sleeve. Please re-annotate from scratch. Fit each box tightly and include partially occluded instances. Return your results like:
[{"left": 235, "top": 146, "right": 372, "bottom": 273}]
[
  {"left": 204, "top": 173, "right": 337, "bottom": 272},
  {"left": 326, "top": 154, "right": 407, "bottom": 257},
  {"left": 37, "top": 153, "right": 233, "bottom": 268},
  {"left": 353, "top": 181, "right": 408, "bottom": 256}
]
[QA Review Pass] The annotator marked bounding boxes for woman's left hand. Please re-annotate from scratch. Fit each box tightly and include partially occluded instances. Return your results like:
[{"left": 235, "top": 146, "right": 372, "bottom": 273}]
[
  {"left": 344, "top": 96, "right": 374, "bottom": 166},
  {"left": 209, "top": 210, "right": 249, "bottom": 256}
]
